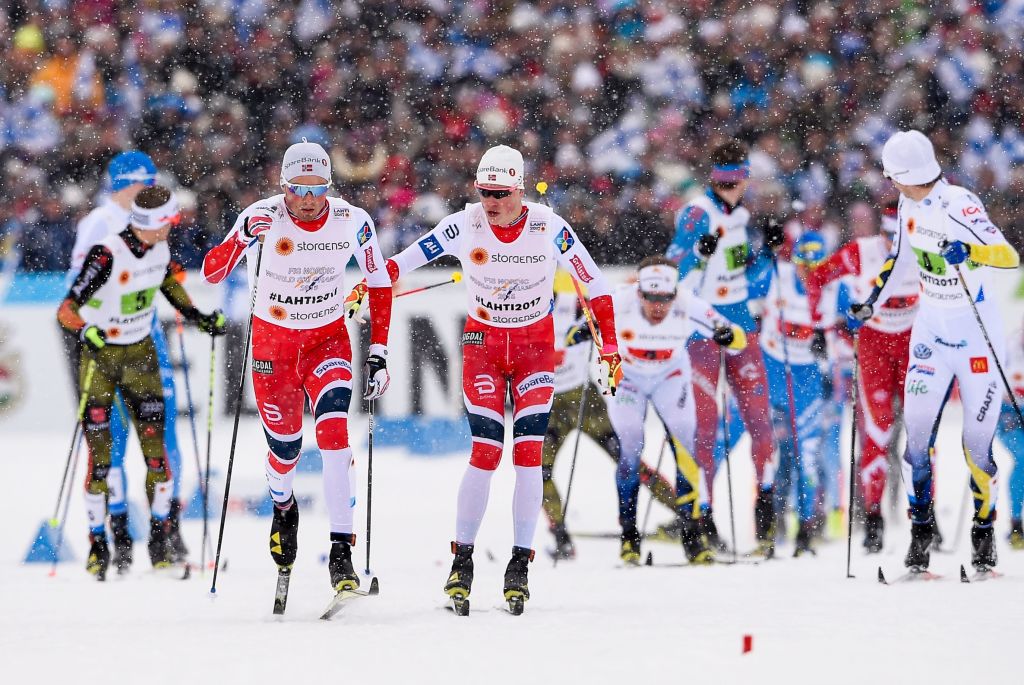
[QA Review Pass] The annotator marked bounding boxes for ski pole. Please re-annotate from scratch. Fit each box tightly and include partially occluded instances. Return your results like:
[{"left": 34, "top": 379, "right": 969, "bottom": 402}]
[
  {"left": 50, "top": 430, "right": 85, "bottom": 577},
  {"left": 554, "top": 344, "right": 595, "bottom": 569},
  {"left": 51, "top": 359, "right": 96, "bottom": 527},
  {"left": 639, "top": 436, "right": 669, "bottom": 537},
  {"left": 175, "top": 313, "right": 213, "bottom": 566},
  {"left": 211, "top": 243, "right": 263, "bottom": 595},
  {"left": 203, "top": 335, "right": 215, "bottom": 572},
  {"left": 721, "top": 367, "right": 737, "bottom": 563},
  {"left": 846, "top": 337, "right": 860, "bottom": 579},
  {"left": 395, "top": 272, "right": 462, "bottom": 298},
  {"left": 365, "top": 399, "right": 375, "bottom": 576}
]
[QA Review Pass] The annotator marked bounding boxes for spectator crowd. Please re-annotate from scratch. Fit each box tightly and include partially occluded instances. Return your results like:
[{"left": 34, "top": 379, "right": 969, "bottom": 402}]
[{"left": 2, "top": 0, "right": 1023, "bottom": 273}]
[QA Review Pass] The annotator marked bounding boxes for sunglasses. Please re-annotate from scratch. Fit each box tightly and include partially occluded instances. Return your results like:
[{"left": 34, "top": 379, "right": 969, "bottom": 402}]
[
  {"left": 478, "top": 188, "right": 513, "bottom": 199},
  {"left": 640, "top": 292, "right": 675, "bottom": 303},
  {"left": 284, "top": 182, "right": 331, "bottom": 197},
  {"left": 715, "top": 181, "right": 739, "bottom": 190}
]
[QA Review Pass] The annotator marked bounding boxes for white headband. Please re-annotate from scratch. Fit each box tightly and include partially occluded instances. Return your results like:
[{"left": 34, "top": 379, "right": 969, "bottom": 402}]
[{"left": 130, "top": 194, "right": 180, "bottom": 230}]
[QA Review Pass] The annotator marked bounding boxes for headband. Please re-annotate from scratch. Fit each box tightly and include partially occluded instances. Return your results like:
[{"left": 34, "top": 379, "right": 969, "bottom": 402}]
[{"left": 130, "top": 194, "right": 180, "bottom": 230}]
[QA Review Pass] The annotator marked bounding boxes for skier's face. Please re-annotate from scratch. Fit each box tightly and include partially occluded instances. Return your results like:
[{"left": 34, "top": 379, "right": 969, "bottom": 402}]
[
  {"left": 478, "top": 186, "right": 524, "bottom": 226},
  {"left": 640, "top": 291, "right": 674, "bottom": 323},
  {"left": 712, "top": 179, "right": 747, "bottom": 207},
  {"left": 283, "top": 174, "right": 330, "bottom": 221}
]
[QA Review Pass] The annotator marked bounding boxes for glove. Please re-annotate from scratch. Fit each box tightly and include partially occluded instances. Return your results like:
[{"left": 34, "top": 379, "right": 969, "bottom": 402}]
[
  {"left": 564, "top": 322, "right": 593, "bottom": 347},
  {"left": 237, "top": 216, "right": 270, "bottom": 245},
  {"left": 764, "top": 218, "right": 785, "bottom": 250},
  {"left": 363, "top": 345, "right": 390, "bottom": 400},
  {"left": 345, "top": 280, "right": 368, "bottom": 321},
  {"left": 810, "top": 329, "right": 828, "bottom": 360},
  {"left": 940, "top": 240, "right": 970, "bottom": 266},
  {"left": 80, "top": 325, "right": 106, "bottom": 352},
  {"left": 597, "top": 346, "right": 623, "bottom": 396},
  {"left": 849, "top": 302, "right": 873, "bottom": 322},
  {"left": 697, "top": 232, "right": 719, "bottom": 258},
  {"left": 198, "top": 309, "right": 227, "bottom": 336},
  {"left": 713, "top": 324, "right": 747, "bottom": 352}
]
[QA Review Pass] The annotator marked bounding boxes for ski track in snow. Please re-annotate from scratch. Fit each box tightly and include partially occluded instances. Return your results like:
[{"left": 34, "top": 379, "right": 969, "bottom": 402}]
[{"left": 5, "top": 413, "right": 1022, "bottom": 683}]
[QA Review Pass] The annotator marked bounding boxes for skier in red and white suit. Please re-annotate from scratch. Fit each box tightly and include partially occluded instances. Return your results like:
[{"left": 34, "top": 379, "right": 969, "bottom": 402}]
[
  {"left": 382, "top": 145, "right": 619, "bottom": 609},
  {"left": 804, "top": 202, "right": 919, "bottom": 553},
  {"left": 202, "top": 140, "right": 392, "bottom": 591}
]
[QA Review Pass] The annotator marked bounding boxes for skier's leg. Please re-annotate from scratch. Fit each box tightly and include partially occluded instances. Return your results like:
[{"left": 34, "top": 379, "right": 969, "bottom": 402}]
[{"left": 687, "top": 336, "right": 721, "bottom": 504}]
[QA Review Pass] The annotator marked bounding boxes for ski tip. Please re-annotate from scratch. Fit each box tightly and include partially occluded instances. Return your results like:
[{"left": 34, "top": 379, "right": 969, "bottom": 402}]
[
  {"left": 369, "top": 577, "right": 380, "bottom": 595},
  {"left": 876, "top": 567, "right": 887, "bottom": 585},
  {"left": 960, "top": 564, "right": 970, "bottom": 583},
  {"left": 644, "top": 552, "right": 654, "bottom": 566}
]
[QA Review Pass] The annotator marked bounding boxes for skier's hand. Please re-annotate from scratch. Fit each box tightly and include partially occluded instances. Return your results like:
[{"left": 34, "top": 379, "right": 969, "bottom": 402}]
[
  {"left": 197, "top": 309, "right": 227, "bottom": 336},
  {"left": 597, "top": 346, "right": 623, "bottom": 396},
  {"left": 810, "top": 328, "right": 828, "bottom": 360},
  {"left": 363, "top": 345, "right": 390, "bottom": 400},
  {"left": 697, "top": 232, "right": 720, "bottom": 258},
  {"left": 764, "top": 217, "right": 785, "bottom": 251},
  {"left": 345, "top": 280, "right": 368, "bottom": 322},
  {"left": 712, "top": 324, "right": 747, "bottom": 352},
  {"left": 237, "top": 216, "right": 271, "bottom": 246},
  {"left": 940, "top": 240, "right": 971, "bottom": 266},
  {"left": 849, "top": 302, "right": 873, "bottom": 322},
  {"left": 81, "top": 325, "right": 107, "bottom": 352},
  {"left": 564, "top": 322, "right": 592, "bottom": 347}
]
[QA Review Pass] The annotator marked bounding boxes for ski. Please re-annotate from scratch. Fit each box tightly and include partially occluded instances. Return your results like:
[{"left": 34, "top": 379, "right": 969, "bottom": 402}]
[
  {"left": 959, "top": 564, "right": 1002, "bottom": 583},
  {"left": 319, "top": 576, "right": 379, "bottom": 620},
  {"left": 642, "top": 551, "right": 759, "bottom": 568},
  {"left": 272, "top": 568, "right": 291, "bottom": 615},
  {"left": 877, "top": 566, "right": 942, "bottom": 584},
  {"left": 446, "top": 592, "right": 470, "bottom": 616},
  {"left": 150, "top": 562, "right": 191, "bottom": 581}
]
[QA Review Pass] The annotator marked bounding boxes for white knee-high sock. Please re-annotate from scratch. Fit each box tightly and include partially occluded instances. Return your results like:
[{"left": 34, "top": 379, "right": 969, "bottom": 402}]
[
  {"left": 512, "top": 465, "right": 543, "bottom": 549},
  {"left": 84, "top": 491, "right": 106, "bottom": 533},
  {"left": 266, "top": 452, "right": 298, "bottom": 505},
  {"left": 322, "top": 447, "right": 355, "bottom": 535},
  {"left": 456, "top": 464, "right": 494, "bottom": 544},
  {"left": 151, "top": 480, "right": 172, "bottom": 519}
]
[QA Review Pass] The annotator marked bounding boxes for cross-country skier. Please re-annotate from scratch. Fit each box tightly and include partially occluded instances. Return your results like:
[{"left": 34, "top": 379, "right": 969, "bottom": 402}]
[
  {"left": 201, "top": 140, "right": 393, "bottom": 594},
  {"left": 58, "top": 186, "right": 226, "bottom": 580},
  {"left": 760, "top": 233, "right": 833, "bottom": 556},
  {"left": 543, "top": 270, "right": 677, "bottom": 560},
  {"left": 852, "top": 130, "right": 1019, "bottom": 573},
  {"left": 379, "top": 144, "right": 620, "bottom": 613},
  {"left": 61, "top": 151, "right": 190, "bottom": 570},
  {"left": 997, "top": 324, "right": 1024, "bottom": 549},
  {"left": 666, "top": 140, "right": 779, "bottom": 556},
  {"left": 573, "top": 257, "right": 745, "bottom": 564},
  {"left": 805, "top": 202, "right": 921, "bottom": 552}
]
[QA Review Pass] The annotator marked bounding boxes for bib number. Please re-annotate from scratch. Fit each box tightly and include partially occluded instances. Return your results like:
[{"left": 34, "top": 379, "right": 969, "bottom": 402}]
[
  {"left": 912, "top": 247, "right": 946, "bottom": 275},
  {"left": 121, "top": 287, "right": 157, "bottom": 314},
  {"left": 724, "top": 243, "right": 748, "bottom": 271}
]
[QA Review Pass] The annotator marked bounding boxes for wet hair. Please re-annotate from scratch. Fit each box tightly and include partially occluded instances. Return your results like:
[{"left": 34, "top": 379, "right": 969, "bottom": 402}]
[
  {"left": 710, "top": 140, "right": 749, "bottom": 168},
  {"left": 638, "top": 255, "right": 677, "bottom": 270},
  {"left": 134, "top": 185, "right": 171, "bottom": 209}
]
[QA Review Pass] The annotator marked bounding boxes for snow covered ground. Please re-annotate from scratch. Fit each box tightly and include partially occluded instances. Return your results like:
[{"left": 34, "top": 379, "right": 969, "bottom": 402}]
[{"left": 5, "top": 410, "right": 1023, "bottom": 684}]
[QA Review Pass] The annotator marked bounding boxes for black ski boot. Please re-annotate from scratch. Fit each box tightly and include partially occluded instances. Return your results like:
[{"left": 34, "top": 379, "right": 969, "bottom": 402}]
[
  {"left": 269, "top": 496, "right": 299, "bottom": 569},
  {"left": 86, "top": 531, "right": 110, "bottom": 581},
  {"left": 904, "top": 518, "right": 934, "bottom": 572},
  {"left": 753, "top": 488, "right": 776, "bottom": 559},
  {"left": 551, "top": 524, "right": 575, "bottom": 560},
  {"left": 328, "top": 533, "right": 360, "bottom": 591},
  {"left": 680, "top": 516, "right": 714, "bottom": 564},
  {"left": 1010, "top": 519, "right": 1024, "bottom": 550},
  {"left": 445, "top": 542, "right": 474, "bottom": 615},
  {"left": 932, "top": 517, "right": 945, "bottom": 551},
  {"left": 793, "top": 522, "right": 816, "bottom": 557},
  {"left": 503, "top": 546, "right": 534, "bottom": 615},
  {"left": 699, "top": 509, "right": 728, "bottom": 553},
  {"left": 148, "top": 516, "right": 172, "bottom": 568},
  {"left": 620, "top": 526, "right": 642, "bottom": 565},
  {"left": 971, "top": 521, "right": 997, "bottom": 572},
  {"left": 167, "top": 499, "right": 188, "bottom": 563},
  {"left": 863, "top": 512, "right": 884, "bottom": 554},
  {"left": 109, "top": 512, "right": 133, "bottom": 573}
]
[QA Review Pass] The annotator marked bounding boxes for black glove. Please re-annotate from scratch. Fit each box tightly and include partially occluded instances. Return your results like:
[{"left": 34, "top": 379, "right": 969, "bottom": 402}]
[
  {"left": 197, "top": 309, "right": 228, "bottom": 336},
  {"left": 849, "top": 302, "right": 874, "bottom": 323},
  {"left": 565, "top": 322, "right": 592, "bottom": 347},
  {"left": 80, "top": 325, "right": 107, "bottom": 352},
  {"left": 364, "top": 353, "right": 390, "bottom": 400},
  {"left": 810, "top": 329, "right": 828, "bottom": 360},
  {"left": 764, "top": 218, "right": 785, "bottom": 250},
  {"left": 697, "top": 232, "right": 719, "bottom": 258},
  {"left": 712, "top": 325, "right": 734, "bottom": 348}
]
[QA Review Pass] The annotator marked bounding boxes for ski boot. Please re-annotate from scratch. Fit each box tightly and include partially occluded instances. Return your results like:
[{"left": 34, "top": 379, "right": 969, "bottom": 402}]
[
  {"left": 904, "top": 519, "right": 934, "bottom": 572},
  {"left": 148, "top": 516, "right": 172, "bottom": 568},
  {"left": 269, "top": 496, "right": 299, "bottom": 570},
  {"left": 680, "top": 517, "right": 714, "bottom": 564},
  {"left": 793, "top": 521, "right": 816, "bottom": 557},
  {"left": 550, "top": 524, "right": 575, "bottom": 560},
  {"left": 932, "top": 517, "right": 945, "bottom": 551},
  {"left": 699, "top": 509, "right": 728, "bottom": 553},
  {"left": 328, "top": 533, "right": 360, "bottom": 592},
  {"left": 620, "top": 527, "right": 642, "bottom": 565},
  {"left": 109, "top": 511, "right": 133, "bottom": 573},
  {"left": 86, "top": 531, "right": 110, "bottom": 581},
  {"left": 444, "top": 542, "right": 474, "bottom": 616},
  {"left": 753, "top": 488, "right": 776, "bottom": 559},
  {"left": 863, "top": 512, "right": 884, "bottom": 554},
  {"left": 167, "top": 499, "right": 188, "bottom": 563},
  {"left": 970, "top": 521, "right": 997, "bottom": 572},
  {"left": 652, "top": 518, "right": 682, "bottom": 542},
  {"left": 1009, "top": 519, "right": 1024, "bottom": 550},
  {"left": 503, "top": 546, "right": 534, "bottom": 615}
]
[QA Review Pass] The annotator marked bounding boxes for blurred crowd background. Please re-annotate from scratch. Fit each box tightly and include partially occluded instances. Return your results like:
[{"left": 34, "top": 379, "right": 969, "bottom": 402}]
[{"left": 2, "top": 0, "right": 1024, "bottom": 273}]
